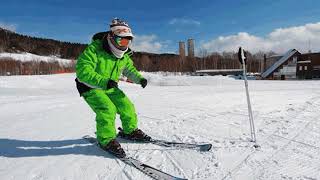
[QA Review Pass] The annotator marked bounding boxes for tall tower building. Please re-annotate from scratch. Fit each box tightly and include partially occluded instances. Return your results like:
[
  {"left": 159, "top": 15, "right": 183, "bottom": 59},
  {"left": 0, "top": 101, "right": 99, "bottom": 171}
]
[
  {"left": 179, "top": 41, "right": 186, "bottom": 57},
  {"left": 187, "top": 38, "right": 195, "bottom": 58}
]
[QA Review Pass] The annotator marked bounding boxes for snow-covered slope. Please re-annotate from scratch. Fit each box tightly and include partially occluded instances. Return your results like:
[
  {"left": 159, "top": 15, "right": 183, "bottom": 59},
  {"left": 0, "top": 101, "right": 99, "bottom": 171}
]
[
  {"left": 0, "top": 73, "right": 319, "bottom": 180},
  {"left": 0, "top": 52, "right": 73, "bottom": 66}
]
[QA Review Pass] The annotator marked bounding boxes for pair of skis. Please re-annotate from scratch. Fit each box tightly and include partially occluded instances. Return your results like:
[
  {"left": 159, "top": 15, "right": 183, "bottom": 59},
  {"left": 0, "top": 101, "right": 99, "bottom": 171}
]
[{"left": 83, "top": 135, "right": 212, "bottom": 180}]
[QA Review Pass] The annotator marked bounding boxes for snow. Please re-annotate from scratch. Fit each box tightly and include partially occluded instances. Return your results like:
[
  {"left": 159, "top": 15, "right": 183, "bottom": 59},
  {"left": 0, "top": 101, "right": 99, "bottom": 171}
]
[
  {"left": 196, "top": 69, "right": 243, "bottom": 73},
  {"left": 0, "top": 72, "right": 320, "bottom": 180},
  {"left": 0, "top": 52, "right": 74, "bottom": 66}
]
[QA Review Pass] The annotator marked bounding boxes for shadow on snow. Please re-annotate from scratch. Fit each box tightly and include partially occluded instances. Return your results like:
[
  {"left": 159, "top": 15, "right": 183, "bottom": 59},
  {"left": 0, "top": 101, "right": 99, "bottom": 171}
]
[{"left": 0, "top": 138, "right": 115, "bottom": 159}]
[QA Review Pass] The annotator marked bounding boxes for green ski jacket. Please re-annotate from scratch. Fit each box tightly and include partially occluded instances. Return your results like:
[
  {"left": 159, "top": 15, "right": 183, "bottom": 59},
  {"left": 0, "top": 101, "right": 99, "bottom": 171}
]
[{"left": 75, "top": 37, "right": 143, "bottom": 95}]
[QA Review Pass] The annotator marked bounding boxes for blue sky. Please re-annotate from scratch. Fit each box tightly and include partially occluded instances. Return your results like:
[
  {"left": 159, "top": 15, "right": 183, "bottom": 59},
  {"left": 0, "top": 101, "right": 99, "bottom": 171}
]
[{"left": 1, "top": 0, "right": 320, "bottom": 54}]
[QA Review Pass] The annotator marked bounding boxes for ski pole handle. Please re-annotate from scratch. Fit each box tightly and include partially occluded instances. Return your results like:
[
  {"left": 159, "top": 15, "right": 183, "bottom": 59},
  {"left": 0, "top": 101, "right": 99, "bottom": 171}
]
[{"left": 238, "top": 47, "right": 247, "bottom": 65}]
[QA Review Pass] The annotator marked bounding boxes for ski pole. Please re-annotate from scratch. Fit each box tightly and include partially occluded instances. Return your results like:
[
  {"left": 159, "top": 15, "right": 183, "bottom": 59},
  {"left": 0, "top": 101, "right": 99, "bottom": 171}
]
[{"left": 237, "top": 47, "right": 259, "bottom": 148}]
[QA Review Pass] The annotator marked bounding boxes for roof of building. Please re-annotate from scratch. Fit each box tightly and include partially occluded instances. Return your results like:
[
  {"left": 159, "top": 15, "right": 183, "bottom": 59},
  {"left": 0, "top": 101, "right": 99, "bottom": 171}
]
[{"left": 261, "top": 49, "right": 299, "bottom": 78}]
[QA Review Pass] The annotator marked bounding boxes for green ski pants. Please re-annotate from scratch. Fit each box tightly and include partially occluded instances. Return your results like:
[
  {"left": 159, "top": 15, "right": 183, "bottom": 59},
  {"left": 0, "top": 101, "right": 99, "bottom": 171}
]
[{"left": 83, "top": 88, "right": 138, "bottom": 146}]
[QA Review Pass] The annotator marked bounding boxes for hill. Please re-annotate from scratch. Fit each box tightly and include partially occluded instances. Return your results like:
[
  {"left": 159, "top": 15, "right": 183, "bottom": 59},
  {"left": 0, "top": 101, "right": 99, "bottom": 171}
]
[
  {"left": 0, "top": 27, "right": 86, "bottom": 59},
  {"left": 0, "top": 27, "right": 260, "bottom": 74}
]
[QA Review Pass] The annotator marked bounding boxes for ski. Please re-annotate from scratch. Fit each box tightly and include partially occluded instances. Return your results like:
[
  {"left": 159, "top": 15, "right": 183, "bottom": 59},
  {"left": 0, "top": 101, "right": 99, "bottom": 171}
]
[
  {"left": 148, "top": 139, "right": 212, "bottom": 152},
  {"left": 117, "top": 128, "right": 212, "bottom": 152},
  {"left": 83, "top": 135, "right": 187, "bottom": 180}
]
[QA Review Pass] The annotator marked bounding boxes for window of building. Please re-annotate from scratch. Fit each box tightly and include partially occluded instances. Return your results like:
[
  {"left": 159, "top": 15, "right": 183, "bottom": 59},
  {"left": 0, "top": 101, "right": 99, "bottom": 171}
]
[
  {"left": 314, "top": 65, "right": 320, "bottom": 70},
  {"left": 293, "top": 56, "right": 297, "bottom": 63},
  {"left": 305, "top": 66, "right": 308, "bottom": 70},
  {"left": 299, "top": 66, "right": 303, "bottom": 71}
]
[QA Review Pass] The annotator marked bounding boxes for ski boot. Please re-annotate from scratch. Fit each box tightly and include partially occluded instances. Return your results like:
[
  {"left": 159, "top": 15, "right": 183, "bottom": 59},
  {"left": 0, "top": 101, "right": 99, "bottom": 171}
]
[
  {"left": 100, "top": 139, "right": 126, "bottom": 158},
  {"left": 118, "top": 127, "right": 152, "bottom": 142}
]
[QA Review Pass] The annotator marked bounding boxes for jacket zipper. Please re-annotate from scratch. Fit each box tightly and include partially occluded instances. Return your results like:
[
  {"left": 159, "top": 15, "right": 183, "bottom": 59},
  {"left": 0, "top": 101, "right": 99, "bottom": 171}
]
[{"left": 110, "top": 60, "right": 119, "bottom": 80}]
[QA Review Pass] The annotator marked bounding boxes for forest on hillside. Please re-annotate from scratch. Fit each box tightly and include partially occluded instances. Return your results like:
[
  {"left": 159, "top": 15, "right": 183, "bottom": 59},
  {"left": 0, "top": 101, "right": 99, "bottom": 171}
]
[{"left": 0, "top": 27, "right": 275, "bottom": 75}]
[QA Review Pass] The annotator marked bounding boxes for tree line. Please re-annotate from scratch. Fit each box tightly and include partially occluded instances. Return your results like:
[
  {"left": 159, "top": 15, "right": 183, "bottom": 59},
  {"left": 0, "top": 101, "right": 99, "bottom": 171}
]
[
  {"left": 132, "top": 51, "right": 276, "bottom": 73},
  {"left": 0, "top": 27, "right": 276, "bottom": 75},
  {"left": 0, "top": 57, "right": 75, "bottom": 76},
  {"left": 0, "top": 27, "right": 86, "bottom": 59}
]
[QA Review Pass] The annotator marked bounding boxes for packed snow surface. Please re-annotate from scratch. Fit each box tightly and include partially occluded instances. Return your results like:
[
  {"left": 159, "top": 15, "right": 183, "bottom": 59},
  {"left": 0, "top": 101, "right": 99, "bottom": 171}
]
[{"left": 0, "top": 72, "right": 319, "bottom": 180}]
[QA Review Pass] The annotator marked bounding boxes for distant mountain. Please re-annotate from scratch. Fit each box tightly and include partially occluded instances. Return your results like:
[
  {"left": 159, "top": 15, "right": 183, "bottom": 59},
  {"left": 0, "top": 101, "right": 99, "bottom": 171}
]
[
  {"left": 0, "top": 27, "right": 178, "bottom": 59},
  {"left": 0, "top": 27, "right": 265, "bottom": 73},
  {"left": 0, "top": 27, "right": 86, "bottom": 59},
  {"left": 0, "top": 27, "right": 199, "bottom": 72}
]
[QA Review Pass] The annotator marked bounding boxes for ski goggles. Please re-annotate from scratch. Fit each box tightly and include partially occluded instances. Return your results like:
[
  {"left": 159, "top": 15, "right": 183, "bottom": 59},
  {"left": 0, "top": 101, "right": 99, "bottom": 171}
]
[{"left": 113, "top": 35, "right": 131, "bottom": 47}]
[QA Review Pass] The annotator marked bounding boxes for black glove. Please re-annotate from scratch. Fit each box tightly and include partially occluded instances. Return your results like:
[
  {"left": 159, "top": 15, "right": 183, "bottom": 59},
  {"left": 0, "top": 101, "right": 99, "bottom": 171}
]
[
  {"left": 140, "top": 78, "right": 147, "bottom": 88},
  {"left": 107, "top": 80, "right": 118, "bottom": 89}
]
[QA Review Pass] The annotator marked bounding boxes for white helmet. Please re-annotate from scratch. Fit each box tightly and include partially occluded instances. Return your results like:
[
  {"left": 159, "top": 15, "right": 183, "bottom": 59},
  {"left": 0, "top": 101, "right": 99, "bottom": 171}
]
[{"left": 109, "top": 18, "right": 134, "bottom": 38}]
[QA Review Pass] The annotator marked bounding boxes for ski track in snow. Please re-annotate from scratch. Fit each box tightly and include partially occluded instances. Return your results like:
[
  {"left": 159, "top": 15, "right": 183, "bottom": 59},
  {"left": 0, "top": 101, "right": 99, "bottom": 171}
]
[
  {"left": 222, "top": 95, "right": 320, "bottom": 180},
  {"left": 0, "top": 73, "right": 320, "bottom": 180}
]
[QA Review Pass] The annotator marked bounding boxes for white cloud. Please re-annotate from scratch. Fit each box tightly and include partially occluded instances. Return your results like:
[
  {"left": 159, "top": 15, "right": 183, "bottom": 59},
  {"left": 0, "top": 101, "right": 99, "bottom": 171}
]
[
  {"left": 131, "top": 34, "right": 163, "bottom": 53},
  {"left": 0, "top": 22, "right": 17, "bottom": 32},
  {"left": 169, "top": 18, "right": 200, "bottom": 26},
  {"left": 201, "top": 22, "right": 320, "bottom": 54}
]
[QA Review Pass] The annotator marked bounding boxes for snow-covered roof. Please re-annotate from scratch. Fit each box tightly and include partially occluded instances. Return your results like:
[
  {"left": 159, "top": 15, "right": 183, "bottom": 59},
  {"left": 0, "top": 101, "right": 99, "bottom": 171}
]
[
  {"left": 297, "top": 60, "right": 311, "bottom": 63},
  {"left": 261, "top": 49, "right": 299, "bottom": 78}
]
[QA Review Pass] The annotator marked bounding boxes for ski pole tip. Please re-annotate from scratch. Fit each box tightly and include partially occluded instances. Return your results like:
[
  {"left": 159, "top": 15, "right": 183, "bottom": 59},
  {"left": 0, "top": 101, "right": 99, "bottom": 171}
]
[{"left": 253, "top": 144, "right": 260, "bottom": 149}]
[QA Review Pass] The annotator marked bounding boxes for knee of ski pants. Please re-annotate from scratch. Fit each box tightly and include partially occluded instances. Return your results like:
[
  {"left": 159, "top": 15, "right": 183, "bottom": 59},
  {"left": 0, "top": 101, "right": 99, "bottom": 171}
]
[
  {"left": 109, "top": 89, "right": 136, "bottom": 115},
  {"left": 83, "top": 89, "right": 117, "bottom": 120},
  {"left": 109, "top": 89, "right": 138, "bottom": 133}
]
